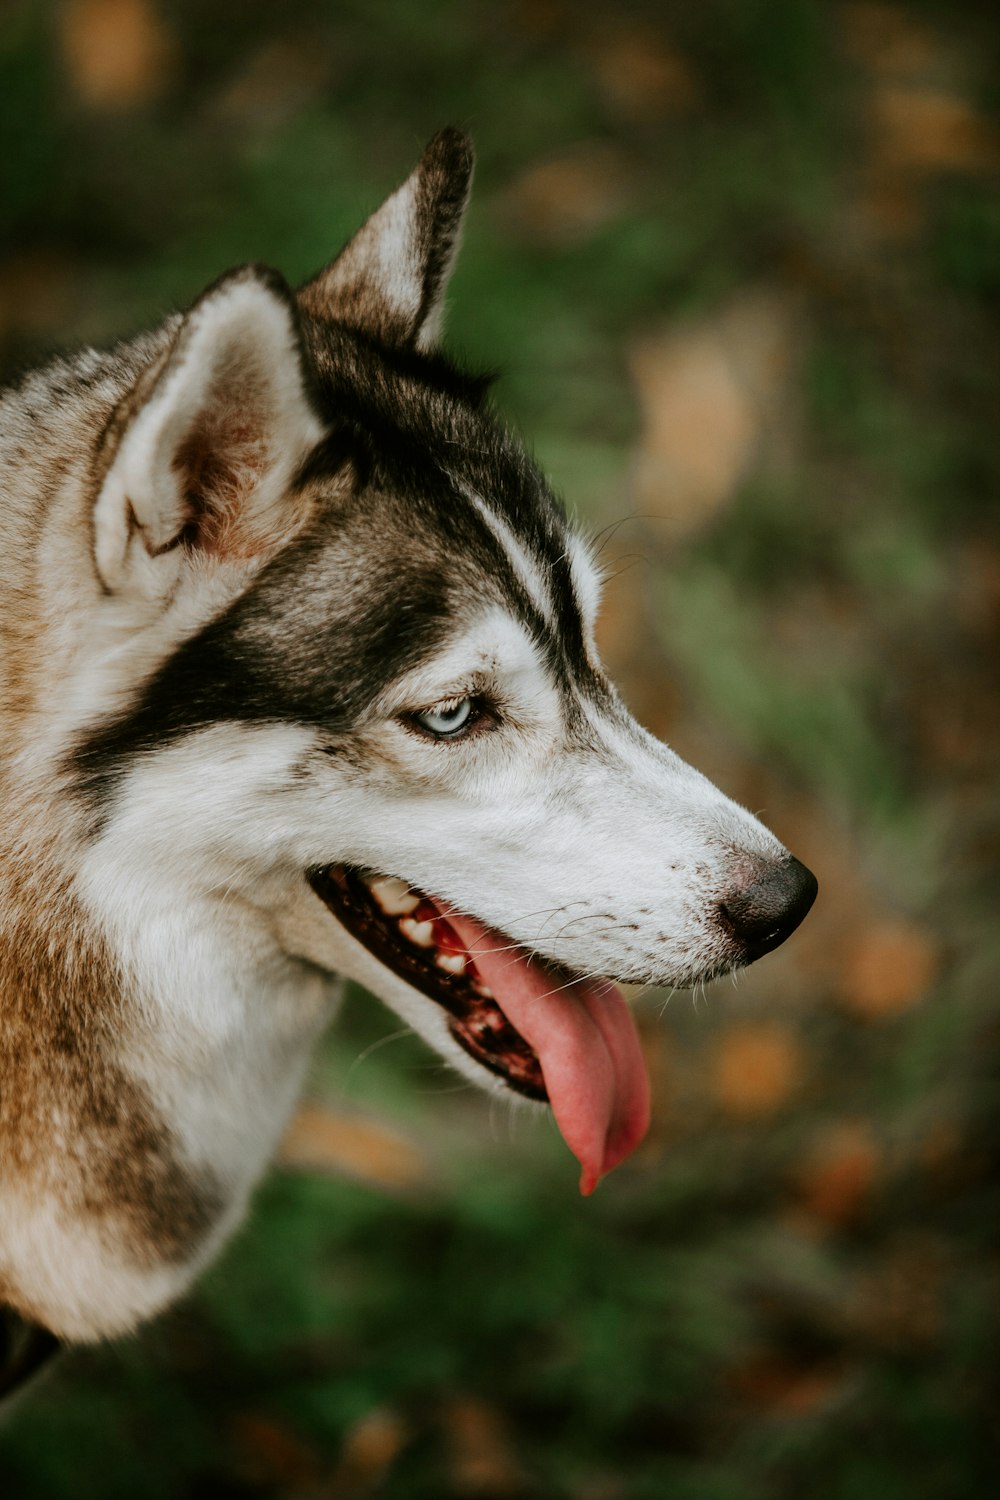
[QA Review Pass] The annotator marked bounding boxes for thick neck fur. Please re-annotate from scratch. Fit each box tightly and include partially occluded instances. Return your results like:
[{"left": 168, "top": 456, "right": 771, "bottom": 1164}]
[
  {"left": 0, "top": 845, "right": 222, "bottom": 1326},
  {"left": 0, "top": 338, "right": 259, "bottom": 1339}
]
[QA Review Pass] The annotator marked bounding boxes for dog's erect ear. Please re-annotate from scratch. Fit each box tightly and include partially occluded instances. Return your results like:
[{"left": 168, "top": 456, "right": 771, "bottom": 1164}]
[
  {"left": 299, "top": 127, "right": 473, "bottom": 352},
  {"left": 93, "top": 266, "right": 326, "bottom": 595}
]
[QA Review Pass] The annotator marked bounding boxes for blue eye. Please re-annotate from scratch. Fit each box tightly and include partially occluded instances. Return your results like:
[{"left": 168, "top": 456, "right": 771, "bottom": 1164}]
[{"left": 413, "top": 696, "right": 476, "bottom": 738}]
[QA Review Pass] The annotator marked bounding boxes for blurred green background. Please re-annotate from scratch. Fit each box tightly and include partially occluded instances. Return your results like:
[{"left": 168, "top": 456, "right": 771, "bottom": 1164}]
[{"left": 1, "top": 1, "right": 998, "bottom": 1496}]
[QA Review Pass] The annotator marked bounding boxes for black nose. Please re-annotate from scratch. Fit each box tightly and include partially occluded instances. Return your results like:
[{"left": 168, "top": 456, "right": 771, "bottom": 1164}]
[{"left": 719, "top": 856, "right": 818, "bottom": 961}]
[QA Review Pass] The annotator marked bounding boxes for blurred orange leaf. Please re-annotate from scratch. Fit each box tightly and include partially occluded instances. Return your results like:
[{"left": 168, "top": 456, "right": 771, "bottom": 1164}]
[
  {"left": 837, "top": 919, "right": 939, "bottom": 1019},
  {"left": 797, "top": 1121, "right": 879, "bottom": 1229},
  {"left": 711, "top": 1023, "right": 805, "bottom": 1119},
  {"left": 279, "top": 1103, "right": 431, "bottom": 1191},
  {"left": 442, "top": 1396, "right": 526, "bottom": 1495},
  {"left": 333, "top": 1407, "right": 411, "bottom": 1493},
  {"left": 629, "top": 292, "right": 797, "bottom": 539},
  {"left": 725, "top": 1353, "right": 850, "bottom": 1416},
  {"left": 585, "top": 24, "right": 702, "bottom": 121},
  {"left": 212, "top": 38, "right": 332, "bottom": 127},
  {"left": 841, "top": 3, "right": 943, "bottom": 79},
  {"left": 60, "top": 0, "right": 175, "bottom": 110},
  {"left": 229, "top": 1413, "right": 319, "bottom": 1488},
  {"left": 498, "top": 146, "right": 633, "bottom": 248},
  {"left": 871, "top": 85, "right": 1000, "bottom": 175}
]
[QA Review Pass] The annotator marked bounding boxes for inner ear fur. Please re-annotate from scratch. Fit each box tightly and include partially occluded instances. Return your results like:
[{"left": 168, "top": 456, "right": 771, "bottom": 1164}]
[
  {"left": 299, "top": 127, "right": 474, "bottom": 352},
  {"left": 93, "top": 266, "right": 327, "bottom": 593}
]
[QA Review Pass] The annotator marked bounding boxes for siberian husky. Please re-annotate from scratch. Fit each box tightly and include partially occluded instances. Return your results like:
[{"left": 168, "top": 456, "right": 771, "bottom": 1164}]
[{"left": 0, "top": 129, "right": 816, "bottom": 1356}]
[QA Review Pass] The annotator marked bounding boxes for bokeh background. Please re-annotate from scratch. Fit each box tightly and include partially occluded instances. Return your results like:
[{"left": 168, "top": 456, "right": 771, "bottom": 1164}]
[{"left": 1, "top": 2, "right": 998, "bottom": 1496}]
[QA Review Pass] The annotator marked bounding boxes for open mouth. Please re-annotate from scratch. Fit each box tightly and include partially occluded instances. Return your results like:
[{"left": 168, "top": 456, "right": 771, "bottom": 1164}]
[
  {"left": 308, "top": 865, "right": 547, "bottom": 1100},
  {"left": 308, "top": 864, "right": 652, "bottom": 1195}
]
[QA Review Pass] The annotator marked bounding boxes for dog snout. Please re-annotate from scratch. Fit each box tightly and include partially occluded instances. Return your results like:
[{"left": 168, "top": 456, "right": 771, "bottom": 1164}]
[{"left": 718, "top": 855, "right": 818, "bottom": 962}]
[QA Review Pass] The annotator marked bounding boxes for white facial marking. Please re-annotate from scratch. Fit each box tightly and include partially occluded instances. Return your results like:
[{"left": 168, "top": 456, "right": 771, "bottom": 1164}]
[
  {"left": 567, "top": 533, "right": 604, "bottom": 659},
  {"left": 457, "top": 479, "right": 557, "bottom": 631}
]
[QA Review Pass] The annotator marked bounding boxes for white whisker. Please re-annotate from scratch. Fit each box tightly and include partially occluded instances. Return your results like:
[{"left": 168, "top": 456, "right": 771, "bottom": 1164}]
[
  {"left": 657, "top": 987, "right": 677, "bottom": 1017},
  {"left": 346, "top": 1026, "right": 414, "bottom": 1082}
]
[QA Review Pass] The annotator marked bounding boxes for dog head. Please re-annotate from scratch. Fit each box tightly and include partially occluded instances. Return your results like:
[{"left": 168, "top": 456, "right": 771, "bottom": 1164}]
[{"left": 75, "top": 130, "right": 816, "bottom": 1191}]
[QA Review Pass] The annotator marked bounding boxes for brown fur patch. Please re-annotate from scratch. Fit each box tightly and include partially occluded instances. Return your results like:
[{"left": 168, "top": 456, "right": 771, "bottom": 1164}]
[{"left": 0, "top": 850, "right": 221, "bottom": 1324}]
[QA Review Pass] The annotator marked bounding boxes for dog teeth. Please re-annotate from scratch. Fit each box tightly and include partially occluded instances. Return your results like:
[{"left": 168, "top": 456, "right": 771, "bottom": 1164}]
[
  {"left": 368, "top": 876, "right": 420, "bottom": 916},
  {"left": 471, "top": 978, "right": 495, "bottom": 1000},
  {"left": 435, "top": 950, "right": 467, "bottom": 976},
  {"left": 399, "top": 916, "right": 435, "bottom": 948}
]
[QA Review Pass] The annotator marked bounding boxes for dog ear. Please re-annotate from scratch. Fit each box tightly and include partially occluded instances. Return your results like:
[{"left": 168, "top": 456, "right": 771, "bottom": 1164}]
[
  {"left": 93, "top": 266, "right": 326, "bottom": 595},
  {"left": 299, "top": 127, "right": 473, "bottom": 351}
]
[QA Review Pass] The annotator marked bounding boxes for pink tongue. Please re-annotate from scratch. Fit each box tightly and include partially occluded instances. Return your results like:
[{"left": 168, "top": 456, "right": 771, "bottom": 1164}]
[{"left": 442, "top": 908, "right": 651, "bottom": 1194}]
